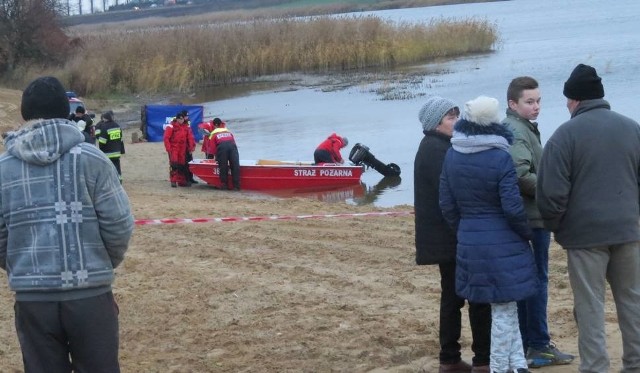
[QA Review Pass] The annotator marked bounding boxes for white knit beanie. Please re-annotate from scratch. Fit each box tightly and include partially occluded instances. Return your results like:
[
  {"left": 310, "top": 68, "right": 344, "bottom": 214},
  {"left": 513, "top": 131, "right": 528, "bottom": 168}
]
[
  {"left": 462, "top": 96, "right": 501, "bottom": 126},
  {"left": 418, "top": 96, "right": 458, "bottom": 132}
]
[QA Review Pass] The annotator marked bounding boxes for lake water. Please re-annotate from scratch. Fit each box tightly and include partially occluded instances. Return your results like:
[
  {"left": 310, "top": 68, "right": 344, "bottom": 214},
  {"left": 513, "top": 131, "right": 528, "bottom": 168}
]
[{"left": 195, "top": 0, "right": 640, "bottom": 207}]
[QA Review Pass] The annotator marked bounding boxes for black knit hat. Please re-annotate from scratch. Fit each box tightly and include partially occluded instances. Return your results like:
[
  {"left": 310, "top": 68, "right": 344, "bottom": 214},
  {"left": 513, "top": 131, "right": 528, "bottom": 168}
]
[
  {"left": 101, "top": 110, "right": 114, "bottom": 122},
  {"left": 21, "top": 76, "right": 70, "bottom": 120},
  {"left": 563, "top": 64, "right": 604, "bottom": 100}
]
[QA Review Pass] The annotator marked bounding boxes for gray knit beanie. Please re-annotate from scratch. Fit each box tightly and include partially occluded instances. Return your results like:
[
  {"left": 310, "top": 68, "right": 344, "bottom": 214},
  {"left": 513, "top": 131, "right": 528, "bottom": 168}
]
[{"left": 418, "top": 96, "right": 458, "bottom": 132}]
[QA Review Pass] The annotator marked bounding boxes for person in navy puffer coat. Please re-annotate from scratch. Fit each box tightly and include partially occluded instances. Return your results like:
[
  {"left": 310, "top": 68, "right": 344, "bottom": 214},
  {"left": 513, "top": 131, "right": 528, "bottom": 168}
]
[{"left": 439, "top": 96, "right": 538, "bottom": 373}]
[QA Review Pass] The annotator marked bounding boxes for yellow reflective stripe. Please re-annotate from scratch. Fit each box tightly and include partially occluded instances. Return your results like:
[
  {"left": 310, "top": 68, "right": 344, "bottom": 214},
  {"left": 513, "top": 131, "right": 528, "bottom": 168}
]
[{"left": 107, "top": 128, "right": 122, "bottom": 140}]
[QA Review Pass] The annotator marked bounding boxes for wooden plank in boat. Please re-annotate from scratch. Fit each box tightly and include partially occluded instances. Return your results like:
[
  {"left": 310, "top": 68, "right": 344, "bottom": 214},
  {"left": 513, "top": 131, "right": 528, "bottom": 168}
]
[{"left": 256, "top": 159, "right": 315, "bottom": 166}]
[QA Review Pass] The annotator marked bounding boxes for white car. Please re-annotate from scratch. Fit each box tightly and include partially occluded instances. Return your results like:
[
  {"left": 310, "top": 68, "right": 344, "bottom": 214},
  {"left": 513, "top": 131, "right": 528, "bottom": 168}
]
[{"left": 68, "top": 97, "right": 86, "bottom": 116}]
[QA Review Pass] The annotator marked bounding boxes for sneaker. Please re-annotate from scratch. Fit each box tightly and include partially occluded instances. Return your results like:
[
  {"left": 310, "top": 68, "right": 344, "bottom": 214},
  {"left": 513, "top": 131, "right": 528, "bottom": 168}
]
[
  {"left": 526, "top": 343, "right": 574, "bottom": 368},
  {"left": 170, "top": 182, "right": 177, "bottom": 188}
]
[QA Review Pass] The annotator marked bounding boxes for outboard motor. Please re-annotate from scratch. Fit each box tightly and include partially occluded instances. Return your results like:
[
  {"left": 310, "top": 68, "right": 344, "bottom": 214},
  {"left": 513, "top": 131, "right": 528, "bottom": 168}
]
[{"left": 348, "top": 143, "right": 401, "bottom": 177}]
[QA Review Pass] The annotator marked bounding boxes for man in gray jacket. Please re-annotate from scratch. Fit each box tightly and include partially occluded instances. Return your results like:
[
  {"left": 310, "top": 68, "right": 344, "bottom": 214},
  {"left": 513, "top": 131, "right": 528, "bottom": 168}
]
[
  {"left": 537, "top": 64, "right": 640, "bottom": 373},
  {"left": 0, "top": 76, "right": 134, "bottom": 372}
]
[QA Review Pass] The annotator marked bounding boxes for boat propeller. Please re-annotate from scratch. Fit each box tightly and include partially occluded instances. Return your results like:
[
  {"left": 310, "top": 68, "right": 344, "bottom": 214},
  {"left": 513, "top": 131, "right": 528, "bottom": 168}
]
[{"left": 348, "top": 143, "right": 401, "bottom": 177}]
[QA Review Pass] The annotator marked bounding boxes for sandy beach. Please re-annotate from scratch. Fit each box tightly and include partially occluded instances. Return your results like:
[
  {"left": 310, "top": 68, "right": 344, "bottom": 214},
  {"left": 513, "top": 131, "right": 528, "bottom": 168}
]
[{"left": 0, "top": 88, "right": 624, "bottom": 372}]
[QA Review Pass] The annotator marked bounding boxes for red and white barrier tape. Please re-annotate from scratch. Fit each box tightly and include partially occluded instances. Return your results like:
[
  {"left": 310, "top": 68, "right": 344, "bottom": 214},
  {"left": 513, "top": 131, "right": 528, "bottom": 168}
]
[{"left": 135, "top": 210, "right": 413, "bottom": 225}]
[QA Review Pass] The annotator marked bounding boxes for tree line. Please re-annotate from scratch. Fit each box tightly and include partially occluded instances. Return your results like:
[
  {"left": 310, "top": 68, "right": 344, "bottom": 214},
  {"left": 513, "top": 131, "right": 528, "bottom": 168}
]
[{"left": 0, "top": 0, "right": 74, "bottom": 75}]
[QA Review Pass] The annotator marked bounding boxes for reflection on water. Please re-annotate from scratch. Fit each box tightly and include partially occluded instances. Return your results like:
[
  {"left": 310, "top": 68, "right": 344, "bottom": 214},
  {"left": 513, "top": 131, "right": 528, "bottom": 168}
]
[
  {"left": 253, "top": 175, "right": 402, "bottom": 205},
  {"left": 193, "top": 176, "right": 369, "bottom": 202},
  {"left": 354, "top": 176, "right": 402, "bottom": 206},
  {"left": 258, "top": 184, "right": 364, "bottom": 203}
]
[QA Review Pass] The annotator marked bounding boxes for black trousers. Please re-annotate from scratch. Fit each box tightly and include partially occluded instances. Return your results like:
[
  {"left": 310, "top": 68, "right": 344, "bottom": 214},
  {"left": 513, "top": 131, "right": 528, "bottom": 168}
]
[
  {"left": 110, "top": 157, "right": 122, "bottom": 183},
  {"left": 14, "top": 292, "right": 120, "bottom": 373},
  {"left": 216, "top": 142, "right": 240, "bottom": 188},
  {"left": 438, "top": 262, "right": 491, "bottom": 366},
  {"left": 313, "top": 149, "right": 333, "bottom": 164},
  {"left": 186, "top": 151, "right": 196, "bottom": 182}
]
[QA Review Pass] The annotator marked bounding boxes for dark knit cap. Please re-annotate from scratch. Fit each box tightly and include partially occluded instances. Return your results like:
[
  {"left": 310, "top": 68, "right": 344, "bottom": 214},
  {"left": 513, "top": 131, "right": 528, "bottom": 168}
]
[
  {"left": 563, "top": 64, "right": 604, "bottom": 100},
  {"left": 21, "top": 76, "right": 70, "bottom": 120},
  {"left": 101, "top": 110, "right": 114, "bottom": 122}
]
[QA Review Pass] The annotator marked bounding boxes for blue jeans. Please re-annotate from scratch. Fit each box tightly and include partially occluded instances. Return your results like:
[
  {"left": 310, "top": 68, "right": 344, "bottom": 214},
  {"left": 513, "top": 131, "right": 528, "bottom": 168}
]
[{"left": 517, "top": 228, "right": 550, "bottom": 351}]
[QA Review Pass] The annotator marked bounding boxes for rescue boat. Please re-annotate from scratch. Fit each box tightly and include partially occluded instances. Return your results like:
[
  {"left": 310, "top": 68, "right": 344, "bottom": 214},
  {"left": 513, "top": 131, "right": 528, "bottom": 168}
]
[{"left": 188, "top": 159, "right": 365, "bottom": 191}]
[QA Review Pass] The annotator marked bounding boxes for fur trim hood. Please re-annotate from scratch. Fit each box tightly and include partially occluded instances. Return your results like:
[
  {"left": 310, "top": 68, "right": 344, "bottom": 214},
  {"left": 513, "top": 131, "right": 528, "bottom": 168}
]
[
  {"left": 454, "top": 120, "right": 514, "bottom": 144},
  {"left": 451, "top": 121, "right": 514, "bottom": 154}
]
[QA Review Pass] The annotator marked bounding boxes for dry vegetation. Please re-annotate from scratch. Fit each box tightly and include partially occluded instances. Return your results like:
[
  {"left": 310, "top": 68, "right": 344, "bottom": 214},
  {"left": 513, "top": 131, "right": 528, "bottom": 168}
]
[
  {"left": 64, "top": 16, "right": 496, "bottom": 95},
  {"left": 2, "top": 0, "right": 499, "bottom": 97}
]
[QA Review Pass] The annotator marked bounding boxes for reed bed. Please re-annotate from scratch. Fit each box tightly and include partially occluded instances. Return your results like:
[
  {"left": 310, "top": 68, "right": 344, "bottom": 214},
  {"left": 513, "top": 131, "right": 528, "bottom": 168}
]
[{"left": 66, "top": 15, "right": 496, "bottom": 95}]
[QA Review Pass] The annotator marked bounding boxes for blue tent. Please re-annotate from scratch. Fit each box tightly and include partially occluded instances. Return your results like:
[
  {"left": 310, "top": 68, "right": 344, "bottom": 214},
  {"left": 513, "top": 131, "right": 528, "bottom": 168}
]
[{"left": 144, "top": 104, "right": 204, "bottom": 142}]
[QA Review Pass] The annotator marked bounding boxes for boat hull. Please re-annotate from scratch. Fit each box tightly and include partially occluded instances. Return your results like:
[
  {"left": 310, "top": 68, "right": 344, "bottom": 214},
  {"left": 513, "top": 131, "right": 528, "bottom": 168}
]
[{"left": 189, "top": 159, "right": 364, "bottom": 191}]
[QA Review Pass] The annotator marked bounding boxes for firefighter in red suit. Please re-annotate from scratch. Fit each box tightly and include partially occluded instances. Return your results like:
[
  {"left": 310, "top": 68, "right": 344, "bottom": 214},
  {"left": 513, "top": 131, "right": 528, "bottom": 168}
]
[
  {"left": 164, "top": 113, "right": 196, "bottom": 187},
  {"left": 208, "top": 118, "right": 239, "bottom": 190},
  {"left": 198, "top": 121, "right": 215, "bottom": 159},
  {"left": 198, "top": 118, "right": 226, "bottom": 159},
  {"left": 313, "top": 133, "right": 349, "bottom": 164}
]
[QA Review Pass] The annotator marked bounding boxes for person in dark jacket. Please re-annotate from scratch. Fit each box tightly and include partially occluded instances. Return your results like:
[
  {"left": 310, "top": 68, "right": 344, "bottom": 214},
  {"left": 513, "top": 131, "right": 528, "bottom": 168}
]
[
  {"left": 440, "top": 96, "right": 538, "bottom": 373},
  {"left": 68, "top": 105, "right": 95, "bottom": 144},
  {"left": 414, "top": 96, "right": 490, "bottom": 373},
  {"left": 537, "top": 64, "right": 640, "bottom": 373},
  {"left": 502, "top": 77, "right": 574, "bottom": 367},
  {"left": 95, "top": 110, "right": 125, "bottom": 182}
]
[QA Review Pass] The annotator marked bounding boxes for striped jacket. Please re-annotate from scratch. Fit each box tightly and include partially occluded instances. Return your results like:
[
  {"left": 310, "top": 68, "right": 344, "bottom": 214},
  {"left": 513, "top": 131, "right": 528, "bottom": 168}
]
[{"left": 0, "top": 119, "right": 134, "bottom": 301}]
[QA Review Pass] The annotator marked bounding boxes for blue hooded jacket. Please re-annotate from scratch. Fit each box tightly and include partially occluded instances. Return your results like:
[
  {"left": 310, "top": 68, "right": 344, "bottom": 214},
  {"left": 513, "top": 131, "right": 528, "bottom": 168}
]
[{"left": 439, "top": 119, "right": 538, "bottom": 304}]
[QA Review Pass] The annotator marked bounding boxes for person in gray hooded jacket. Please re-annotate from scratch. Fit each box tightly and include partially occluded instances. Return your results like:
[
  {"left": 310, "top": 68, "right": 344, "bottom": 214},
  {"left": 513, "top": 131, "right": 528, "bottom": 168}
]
[
  {"left": 537, "top": 64, "right": 640, "bottom": 373},
  {"left": 0, "top": 76, "right": 134, "bottom": 373}
]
